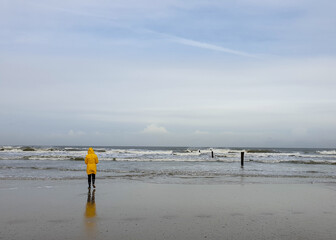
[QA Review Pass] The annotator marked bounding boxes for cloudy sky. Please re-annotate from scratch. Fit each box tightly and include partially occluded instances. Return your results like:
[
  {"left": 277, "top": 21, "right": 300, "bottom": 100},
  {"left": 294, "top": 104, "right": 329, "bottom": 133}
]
[{"left": 1, "top": 0, "right": 336, "bottom": 147}]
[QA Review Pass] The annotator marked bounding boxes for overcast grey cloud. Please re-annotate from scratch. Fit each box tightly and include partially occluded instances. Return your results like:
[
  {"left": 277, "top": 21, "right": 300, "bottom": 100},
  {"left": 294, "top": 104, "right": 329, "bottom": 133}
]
[{"left": 1, "top": 0, "right": 336, "bottom": 147}]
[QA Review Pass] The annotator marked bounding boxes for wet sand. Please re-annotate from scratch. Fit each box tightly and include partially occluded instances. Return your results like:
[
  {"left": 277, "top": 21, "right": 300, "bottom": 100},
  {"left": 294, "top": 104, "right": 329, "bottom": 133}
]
[{"left": 1, "top": 180, "right": 336, "bottom": 240}]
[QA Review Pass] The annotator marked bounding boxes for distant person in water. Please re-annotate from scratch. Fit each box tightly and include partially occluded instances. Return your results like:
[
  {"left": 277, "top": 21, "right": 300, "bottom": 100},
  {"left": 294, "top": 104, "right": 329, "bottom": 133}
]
[{"left": 85, "top": 148, "right": 99, "bottom": 189}]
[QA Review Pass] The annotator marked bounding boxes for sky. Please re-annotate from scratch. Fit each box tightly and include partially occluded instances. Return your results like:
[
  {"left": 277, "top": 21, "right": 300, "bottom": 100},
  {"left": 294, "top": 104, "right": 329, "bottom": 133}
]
[{"left": 1, "top": 0, "right": 336, "bottom": 147}]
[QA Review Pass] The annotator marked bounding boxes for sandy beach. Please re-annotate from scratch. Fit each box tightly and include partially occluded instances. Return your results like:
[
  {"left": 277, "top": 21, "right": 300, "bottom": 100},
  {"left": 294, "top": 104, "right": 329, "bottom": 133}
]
[{"left": 0, "top": 180, "right": 335, "bottom": 240}]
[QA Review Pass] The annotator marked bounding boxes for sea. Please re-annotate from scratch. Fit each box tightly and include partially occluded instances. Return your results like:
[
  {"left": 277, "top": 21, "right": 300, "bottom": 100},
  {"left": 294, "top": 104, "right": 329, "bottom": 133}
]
[{"left": 1, "top": 146, "right": 336, "bottom": 184}]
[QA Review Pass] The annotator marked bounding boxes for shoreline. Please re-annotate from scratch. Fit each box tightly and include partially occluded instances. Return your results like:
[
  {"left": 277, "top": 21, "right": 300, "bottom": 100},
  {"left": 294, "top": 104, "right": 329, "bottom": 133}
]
[
  {"left": 1, "top": 180, "right": 336, "bottom": 240},
  {"left": 1, "top": 175, "right": 336, "bottom": 185}
]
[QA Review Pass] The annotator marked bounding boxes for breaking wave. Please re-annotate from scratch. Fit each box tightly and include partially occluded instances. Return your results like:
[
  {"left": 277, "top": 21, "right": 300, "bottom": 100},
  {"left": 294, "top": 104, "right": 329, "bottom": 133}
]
[{"left": 317, "top": 150, "right": 336, "bottom": 155}]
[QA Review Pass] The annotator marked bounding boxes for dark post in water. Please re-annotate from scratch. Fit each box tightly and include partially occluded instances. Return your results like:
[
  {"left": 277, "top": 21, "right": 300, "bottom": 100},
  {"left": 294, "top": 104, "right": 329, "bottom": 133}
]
[
  {"left": 211, "top": 150, "right": 214, "bottom": 158},
  {"left": 241, "top": 152, "right": 244, "bottom": 167}
]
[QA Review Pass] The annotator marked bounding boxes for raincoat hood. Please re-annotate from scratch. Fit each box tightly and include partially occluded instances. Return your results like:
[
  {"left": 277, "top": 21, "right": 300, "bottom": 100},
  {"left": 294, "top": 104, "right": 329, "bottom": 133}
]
[{"left": 88, "top": 148, "right": 95, "bottom": 154}]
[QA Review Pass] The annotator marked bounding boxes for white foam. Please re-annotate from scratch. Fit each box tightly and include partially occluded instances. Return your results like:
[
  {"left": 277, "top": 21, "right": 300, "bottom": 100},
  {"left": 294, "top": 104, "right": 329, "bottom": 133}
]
[
  {"left": 0, "top": 187, "right": 18, "bottom": 191},
  {"left": 317, "top": 150, "right": 336, "bottom": 155},
  {"left": 105, "top": 149, "right": 173, "bottom": 155}
]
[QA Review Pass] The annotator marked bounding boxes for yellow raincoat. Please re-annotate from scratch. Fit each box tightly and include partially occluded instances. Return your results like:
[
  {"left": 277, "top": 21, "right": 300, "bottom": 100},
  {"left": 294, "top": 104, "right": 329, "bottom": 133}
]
[{"left": 85, "top": 148, "right": 99, "bottom": 175}]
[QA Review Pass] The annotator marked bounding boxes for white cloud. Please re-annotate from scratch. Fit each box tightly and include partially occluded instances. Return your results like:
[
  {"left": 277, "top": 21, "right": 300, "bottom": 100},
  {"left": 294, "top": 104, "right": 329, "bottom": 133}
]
[
  {"left": 166, "top": 35, "right": 258, "bottom": 57},
  {"left": 142, "top": 124, "right": 168, "bottom": 134},
  {"left": 68, "top": 130, "right": 86, "bottom": 136},
  {"left": 194, "top": 130, "right": 209, "bottom": 135},
  {"left": 23, "top": 1, "right": 258, "bottom": 58}
]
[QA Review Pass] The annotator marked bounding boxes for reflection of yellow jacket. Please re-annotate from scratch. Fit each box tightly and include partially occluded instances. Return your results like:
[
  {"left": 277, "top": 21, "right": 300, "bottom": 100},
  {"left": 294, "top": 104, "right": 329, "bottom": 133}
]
[
  {"left": 84, "top": 193, "right": 96, "bottom": 234},
  {"left": 85, "top": 148, "right": 99, "bottom": 175},
  {"left": 85, "top": 202, "right": 96, "bottom": 218}
]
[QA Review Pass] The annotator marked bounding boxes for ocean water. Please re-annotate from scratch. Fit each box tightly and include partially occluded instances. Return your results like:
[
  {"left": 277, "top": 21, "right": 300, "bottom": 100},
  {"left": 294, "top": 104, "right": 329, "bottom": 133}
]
[{"left": 1, "top": 146, "right": 336, "bottom": 184}]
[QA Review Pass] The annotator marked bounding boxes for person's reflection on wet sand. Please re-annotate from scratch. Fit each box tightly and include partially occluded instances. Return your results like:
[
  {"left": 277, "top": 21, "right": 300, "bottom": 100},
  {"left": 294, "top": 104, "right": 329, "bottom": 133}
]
[{"left": 84, "top": 189, "right": 96, "bottom": 238}]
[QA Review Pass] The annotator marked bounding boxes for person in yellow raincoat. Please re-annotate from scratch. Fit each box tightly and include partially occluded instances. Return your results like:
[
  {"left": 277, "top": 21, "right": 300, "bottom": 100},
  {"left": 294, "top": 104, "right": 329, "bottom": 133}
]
[{"left": 85, "top": 148, "right": 99, "bottom": 189}]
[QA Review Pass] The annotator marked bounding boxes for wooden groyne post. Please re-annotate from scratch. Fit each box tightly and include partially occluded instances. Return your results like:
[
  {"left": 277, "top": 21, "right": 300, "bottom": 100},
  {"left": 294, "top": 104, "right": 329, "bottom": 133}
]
[{"left": 241, "top": 152, "right": 244, "bottom": 167}]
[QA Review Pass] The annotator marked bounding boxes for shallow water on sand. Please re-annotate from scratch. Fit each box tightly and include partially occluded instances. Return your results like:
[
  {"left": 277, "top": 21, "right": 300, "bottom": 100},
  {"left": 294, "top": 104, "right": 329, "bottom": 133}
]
[{"left": 1, "top": 180, "right": 336, "bottom": 240}]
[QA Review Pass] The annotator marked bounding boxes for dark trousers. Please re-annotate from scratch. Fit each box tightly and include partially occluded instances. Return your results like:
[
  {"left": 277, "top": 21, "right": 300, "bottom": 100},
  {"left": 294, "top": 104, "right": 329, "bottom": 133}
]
[{"left": 88, "top": 174, "right": 95, "bottom": 186}]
